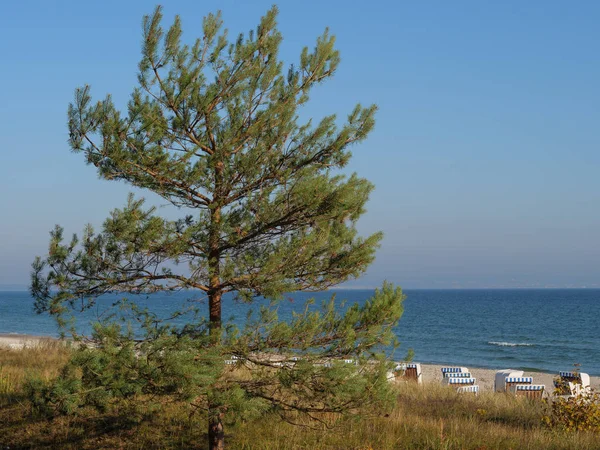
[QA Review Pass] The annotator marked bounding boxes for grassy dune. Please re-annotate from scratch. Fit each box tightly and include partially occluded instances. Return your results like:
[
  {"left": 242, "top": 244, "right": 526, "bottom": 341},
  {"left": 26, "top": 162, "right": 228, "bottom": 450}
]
[{"left": 1, "top": 345, "right": 599, "bottom": 449}]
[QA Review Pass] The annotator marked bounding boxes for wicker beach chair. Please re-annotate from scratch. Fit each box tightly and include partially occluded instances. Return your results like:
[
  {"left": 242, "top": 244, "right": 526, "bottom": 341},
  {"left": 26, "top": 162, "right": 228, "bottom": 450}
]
[
  {"left": 444, "top": 372, "right": 473, "bottom": 379},
  {"left": 509, "top": 384, "right": 545, "bottom": 399},
  {"left": 392, "top": 362, "right": 423, "bottom": 384},
  {"left": 456, "top": 385, "right": 479, "bottom": 395},
  {"left": 440, "top": 367, "right": 469, "bottom": 375},
  {"left": 559, "top": 371, "right": 583, "bottom": 383},
  {"left": 494, "top": 369, "right": 524, "bottom": 392},
  {"left": 555, "top": 371, "right": 592, "bottom": 396},
  {"left": 387, "top": 363, "right": 406, "bottom": 382},
  {"left": 553, "top": 380, "right": 577, "bottom": 397},
  {"left": 402, "top": 363, "right": 423, "bottom": 384},
  {"left": 504, "top": 377, "right": 533, "bottom": 392},
  {"left": 443, "top": 377, "right": 476, "bottom": 388},
  {"left": 224, "top": 355, "right": 243, "bottom": 365}
]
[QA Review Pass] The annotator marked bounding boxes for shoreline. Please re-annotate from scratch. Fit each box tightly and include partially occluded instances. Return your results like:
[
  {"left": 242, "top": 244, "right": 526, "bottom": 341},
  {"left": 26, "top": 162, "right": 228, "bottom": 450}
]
[
  {"left": 0, "top": 333, "right": 62, "bottom": 350},
  {"left": 2, "top": 334, "right": 599, "bottom": 392},
  {"left": 420, "top": 363, "right": 600, "bottom": 392}
]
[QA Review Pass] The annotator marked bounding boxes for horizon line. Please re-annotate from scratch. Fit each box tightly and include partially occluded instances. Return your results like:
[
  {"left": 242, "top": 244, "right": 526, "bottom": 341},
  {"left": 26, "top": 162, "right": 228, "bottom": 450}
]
[{"left": 1, "top": 286, "right": 600, "bottom": 292}]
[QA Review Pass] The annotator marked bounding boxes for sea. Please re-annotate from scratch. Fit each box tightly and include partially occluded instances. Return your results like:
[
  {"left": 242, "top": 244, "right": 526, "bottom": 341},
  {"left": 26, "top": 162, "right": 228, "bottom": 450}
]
[{"left": 1, "top": 289, "right": 599, "bottom": 376}]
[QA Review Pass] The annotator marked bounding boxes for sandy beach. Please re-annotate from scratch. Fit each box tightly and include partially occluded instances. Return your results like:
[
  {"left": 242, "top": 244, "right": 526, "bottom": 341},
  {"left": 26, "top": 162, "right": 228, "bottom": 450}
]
[
  {"left": 421, "top": 363, "right": 600, "bottom": 392},
  {"left": 1, "top": 334, "right": 598, "bottom": 393},
  {"left": 0, "top": 333, "right": 61, "bottom": 350}
]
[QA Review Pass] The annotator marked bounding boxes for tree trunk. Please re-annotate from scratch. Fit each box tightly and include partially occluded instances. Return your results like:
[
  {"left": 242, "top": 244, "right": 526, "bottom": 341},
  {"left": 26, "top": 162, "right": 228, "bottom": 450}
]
[
  {"left": 208, "top": 289, "right": 222, "bottom": 333},
  {"left": 208, "top": 160, "right": 224, "bottom": 337},
  {"left": 208, "top": 407, "right": 225, "bottom": 450},
  {"left": 208, "top": 158, "right": 224, "bottom": 449}
]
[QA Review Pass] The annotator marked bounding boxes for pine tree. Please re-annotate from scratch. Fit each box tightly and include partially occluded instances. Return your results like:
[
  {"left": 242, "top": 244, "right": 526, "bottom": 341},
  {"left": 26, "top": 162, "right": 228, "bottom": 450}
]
[{"left": 31, "top": 6, "right": 406, "bottom": 449}]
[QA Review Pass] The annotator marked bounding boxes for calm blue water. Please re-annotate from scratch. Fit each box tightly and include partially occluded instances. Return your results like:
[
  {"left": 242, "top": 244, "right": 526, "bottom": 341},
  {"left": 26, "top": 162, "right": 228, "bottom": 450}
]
[{"left": 1, "top": 289, "right": 599, "bottom": 375}]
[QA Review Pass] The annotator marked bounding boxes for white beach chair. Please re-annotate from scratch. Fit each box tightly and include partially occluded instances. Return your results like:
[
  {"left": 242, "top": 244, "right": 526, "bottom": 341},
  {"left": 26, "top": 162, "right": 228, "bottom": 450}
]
[
  {"left": 224, "top": 355, "right": 242, "bottom": 365},
  {"left": 443, "top": 377, "right": 476, "bottom": 388},
  {"left": 440, "top": 367, "right": 469, "bottom": 375},
  {"left": 457, "top": 385, "right": 479, "bottom": 395},
  {"left": 556, "top": 371, "right": 592, "bottom": 397},
  {"left": 504, "top": 377, "right": 533, "bottom": 393},
  {"left": 444, "top": 372, "right": 473, "bottom": 379},
  {"left": 391, "top": 362, "right": 423, "bottom": 384},
  {"left": 578, "top": 373, "right": 592, "bottom": 396},
  {"left": 386, "top": 362, "right": 405, "bottom": 382},
  {"left": 494, "top": 369, "right": 524, "bottom": 392},
  {"left": 509, "top": 384, "right": 545, "bottom": 399},
  {"left": 316, "top": 359, "right": 360, "bottom": 370},
  {"left": 316, "top": 361, "right": 333, "bottom": 368}
]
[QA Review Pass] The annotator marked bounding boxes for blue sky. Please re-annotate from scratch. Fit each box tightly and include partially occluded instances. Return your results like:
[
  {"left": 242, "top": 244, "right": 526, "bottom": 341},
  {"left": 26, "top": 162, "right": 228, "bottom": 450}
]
[{"left": 1, "top": 0, "right": 599, "bottom": 289}]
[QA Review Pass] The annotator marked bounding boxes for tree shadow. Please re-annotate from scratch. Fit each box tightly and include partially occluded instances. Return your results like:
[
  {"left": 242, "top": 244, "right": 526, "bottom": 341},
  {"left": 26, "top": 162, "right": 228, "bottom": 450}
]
[{"left": 0, "top": 407, "right": 206, "bottom": 449}]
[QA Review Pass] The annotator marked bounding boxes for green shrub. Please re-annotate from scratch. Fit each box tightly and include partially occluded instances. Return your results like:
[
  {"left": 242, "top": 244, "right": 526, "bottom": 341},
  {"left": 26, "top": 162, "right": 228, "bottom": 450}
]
[{"left": 25, "top": 370, "right": 82, "bottom": 416}]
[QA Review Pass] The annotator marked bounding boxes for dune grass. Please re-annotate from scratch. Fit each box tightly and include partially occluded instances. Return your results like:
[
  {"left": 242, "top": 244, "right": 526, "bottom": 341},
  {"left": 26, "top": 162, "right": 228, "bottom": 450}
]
[
  {"left": 0, "top": 341, "right": 71, "bottom": 402},
  {"left": 1, "top": 346, "right": 599, "bottom": 449},
  {"left": 232, "top": 384, "right": 600, "bottom": 450}
]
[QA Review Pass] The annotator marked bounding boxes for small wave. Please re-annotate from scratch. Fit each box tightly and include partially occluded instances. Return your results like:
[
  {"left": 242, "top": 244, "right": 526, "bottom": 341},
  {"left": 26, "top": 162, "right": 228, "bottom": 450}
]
[{"left": 488, "top": 341, "right": 534, "bottom": 347}]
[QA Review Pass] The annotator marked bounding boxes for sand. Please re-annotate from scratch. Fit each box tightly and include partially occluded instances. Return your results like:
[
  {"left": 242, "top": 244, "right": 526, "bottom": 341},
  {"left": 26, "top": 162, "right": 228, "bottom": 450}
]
[
  {"left": 0, "top": 333, "right": 61, "bottom": 350},
  {"left": 1, "top": 334, "right": 598, "bottom": 392},
  {"left": 421, "top": 363, "right": 600, "bottom": 392}
]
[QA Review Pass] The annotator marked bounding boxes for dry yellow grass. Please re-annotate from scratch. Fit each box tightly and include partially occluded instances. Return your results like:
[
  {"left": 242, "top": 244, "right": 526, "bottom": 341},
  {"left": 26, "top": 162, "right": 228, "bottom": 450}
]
[
  {"left": 0, "top": 341, "right": 71, "bottom": 402},
  {"left": 1, "top": 347, "right": 599, "bottom": 449},
  {"left": 232, "top": 384, "right": 600, "bottom": 450}
]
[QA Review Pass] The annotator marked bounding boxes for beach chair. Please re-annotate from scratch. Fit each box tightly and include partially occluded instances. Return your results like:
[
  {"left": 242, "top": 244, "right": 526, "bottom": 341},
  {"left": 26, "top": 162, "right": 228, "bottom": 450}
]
[
  {"left": 440, "top": 367, "right": 469, "bottom": 375},
  {"left": 402, "top": 363, "right": 423, "bottom": 384},
  {"left": 504, "top": 377, "right": 533, "bottom": 392},
  {"left": 457, "top": 385, "right": 479, "bottom": 395},
  {"left": 388, "top": 363, "right": 403, "bottom": 381},
  {"left": 387, "top": 363, "right": 406, "bottom": 382},
  {"left": 317, "top": 361, "right": 333, "bottom": 368},
  {"left": 494, "top": 369, "right": 524, "bottom": 392},
  {"left": 556, "top": 371, "right": 592, "bottom": 397},
  {"left": 576, "top": 372, "right": 591, "bottom": 396},
  {"left": 568, "top": 372, "right": 590, "bottom": 387},
  {"left": 443, "top": 377, "right": 476, "bottom": 388},
  {"left": 553, "top": 380, "right": 578, "bottom": 397},
  {"left": 444, "top": 372, "right": 473, "bottom": 379},
  {"left": 224, "top": 355, "right": 242, "bottom": 365},
  {"left": 509, "top": 384, "right": 545, "bottom": 399},
  {"left": 392, "top": 362, "right": 423, "bottom": 384}
]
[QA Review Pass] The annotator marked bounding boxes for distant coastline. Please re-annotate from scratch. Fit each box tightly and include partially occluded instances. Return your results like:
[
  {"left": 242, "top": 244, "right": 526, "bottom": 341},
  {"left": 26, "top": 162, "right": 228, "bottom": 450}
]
[{"left": 3, "top": 286, "right": 600, "bottom": 292}]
